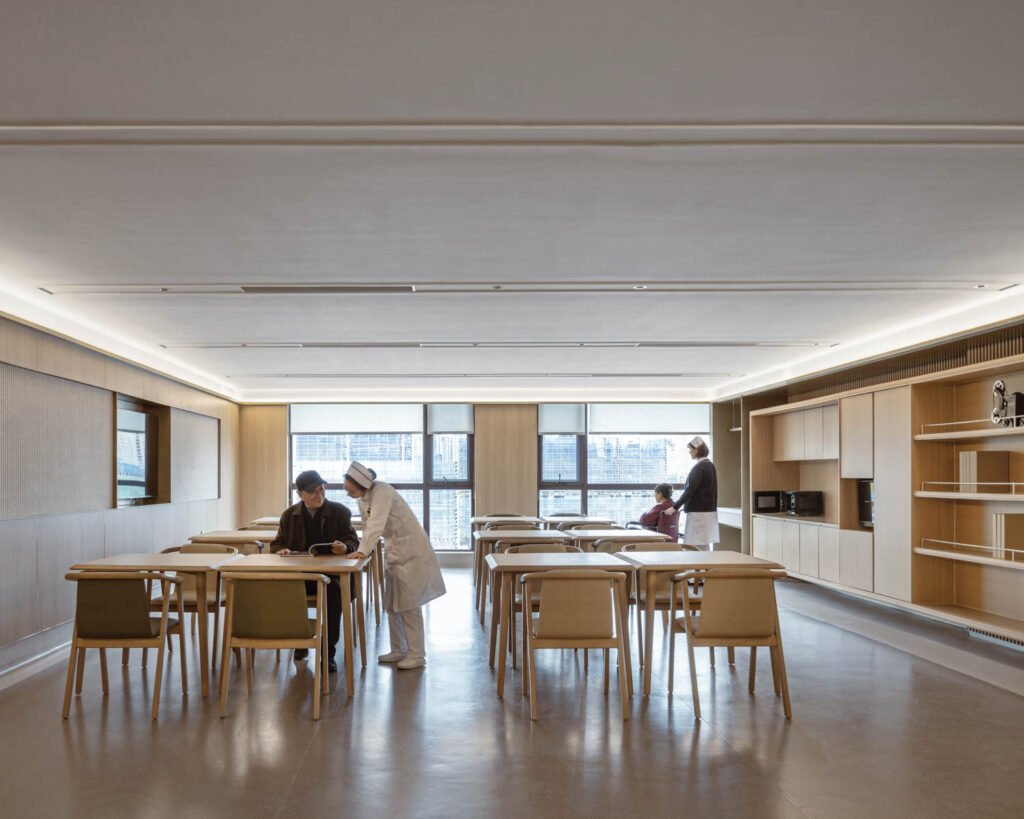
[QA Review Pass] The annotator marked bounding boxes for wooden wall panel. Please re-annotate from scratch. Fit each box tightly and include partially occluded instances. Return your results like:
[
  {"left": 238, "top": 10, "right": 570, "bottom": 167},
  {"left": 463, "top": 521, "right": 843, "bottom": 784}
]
[
  {"left": 238, "top": 405, "right": 289, "bottom": 525},
  {"left": 171, "top": 408, "right": 220, "bottom": 502},
  {"left": 474, "top": 404, "right": 538, "bottom": 516},
  {"left": 0, "top": 518, "right": 39, "bottom": 647},
  {"left": 0, "top": 363, "right": 113, "bottom": 519},
  {"left": 955, "top": 563, "right": 1024, "bottom": 621},
  {"left": 711, "top": 401, "right": 741, "bottom": 507}
]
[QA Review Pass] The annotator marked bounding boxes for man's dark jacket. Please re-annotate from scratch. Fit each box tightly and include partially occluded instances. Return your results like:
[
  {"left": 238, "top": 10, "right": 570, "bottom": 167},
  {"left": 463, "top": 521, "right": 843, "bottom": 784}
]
[{"left": 270, "top": 500, "right": 360, "bottom": 554}]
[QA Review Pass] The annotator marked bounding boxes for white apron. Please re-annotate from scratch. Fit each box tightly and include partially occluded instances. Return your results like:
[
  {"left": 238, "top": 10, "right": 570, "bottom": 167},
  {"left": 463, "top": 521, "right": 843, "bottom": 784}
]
[
  {"left": 359, "top": 481, "right": 446, "bottom": 612},
  {"left": 683, "top": 511, "right": 720, "bottom": 548}
]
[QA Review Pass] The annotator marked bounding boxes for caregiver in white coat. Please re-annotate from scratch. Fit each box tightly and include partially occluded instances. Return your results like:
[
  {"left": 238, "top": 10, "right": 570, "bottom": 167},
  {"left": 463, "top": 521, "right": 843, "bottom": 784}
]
[{"left": 345, "top": 461, "right": 446, "bottom": 669}]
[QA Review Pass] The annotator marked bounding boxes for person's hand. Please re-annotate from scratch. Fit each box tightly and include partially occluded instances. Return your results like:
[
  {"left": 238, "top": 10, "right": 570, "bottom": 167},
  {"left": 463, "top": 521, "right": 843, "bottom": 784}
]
[
  {"left": 278, "top": 548, "right": 292, "bottom": 555},
  {"left": 330, "top": 541, "right": 347, "bottom": 555},
  {"left": 663, "top": 507, "right": 677, "bottom": 516}
]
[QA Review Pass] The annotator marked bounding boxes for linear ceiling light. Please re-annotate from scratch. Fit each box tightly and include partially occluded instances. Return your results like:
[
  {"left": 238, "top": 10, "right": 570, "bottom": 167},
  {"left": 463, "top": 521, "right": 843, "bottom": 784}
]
[
  {"left": 40, "top": 279, "right": 1018, "bottom": 296},
  {"left": 161, "top": 339, "right": 835, "bottom": 349},
  {"left": 227, "top": 372, "right": 736, "bottom": 379}
]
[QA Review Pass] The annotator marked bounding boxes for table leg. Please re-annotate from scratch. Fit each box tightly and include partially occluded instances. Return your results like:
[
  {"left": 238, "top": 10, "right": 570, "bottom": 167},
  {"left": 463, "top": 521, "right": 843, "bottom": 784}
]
[
  {"left": 643, "top": 570, "right": 656, "bottom": 696},
  {"left": 488, "top": 567, "right": 500, "bottom": 668},
  {"left": 195, "top": 572, "right": 210, "bottom": 698},
  {"left": 617, "top": 576, "right": 634, "bottom": 697},
  {"left": 478, "top": 544, "right": 492, "bottom": 625},
  {"left": 341, "top": 573, "right": 355, "bottom": 697},
  {"left": 354, "top": 572, "right": 367, "bottom": 668},
  {"left": 211, "top": 573, "right": 221, "bottom": 671},
  {"left": 496, "top": 573, "right": 510, "bottom": 699}
]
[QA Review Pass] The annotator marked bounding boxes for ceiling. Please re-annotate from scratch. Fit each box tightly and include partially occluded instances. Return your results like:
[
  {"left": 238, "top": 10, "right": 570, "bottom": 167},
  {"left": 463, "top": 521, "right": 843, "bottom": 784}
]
[{"left": 2, "top": 0, "right": 1024, "bottom": 403}]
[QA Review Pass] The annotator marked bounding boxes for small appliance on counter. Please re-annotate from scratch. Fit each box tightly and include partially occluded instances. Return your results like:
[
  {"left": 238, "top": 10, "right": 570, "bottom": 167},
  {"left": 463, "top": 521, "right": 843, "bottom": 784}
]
[
  {"left": 752, "top": 490, "right": 783, "bottom": 513},
  {"left": 782, "top": 490, "right": 824, "bottom": 517},
  {"left": 857, "top": 480, "right": 874, "bottom": 527}
]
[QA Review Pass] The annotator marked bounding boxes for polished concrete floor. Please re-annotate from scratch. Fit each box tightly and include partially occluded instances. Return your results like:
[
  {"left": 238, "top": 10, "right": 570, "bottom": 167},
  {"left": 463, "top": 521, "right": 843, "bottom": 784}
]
[{"left": 2, "top": 569, "right": 1023, "bottom": 818}]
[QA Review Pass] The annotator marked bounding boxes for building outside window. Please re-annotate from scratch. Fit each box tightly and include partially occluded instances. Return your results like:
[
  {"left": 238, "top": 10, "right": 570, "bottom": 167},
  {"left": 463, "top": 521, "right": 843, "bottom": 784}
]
[
  {"left": 538, "top": 403, "right": 710, "bottom": 524},
  {"left": 289, "top": 404, "right": 473, "bottom": 550},
  {"left": 116, "top": 395, "right": 161, "bottom": 505}
]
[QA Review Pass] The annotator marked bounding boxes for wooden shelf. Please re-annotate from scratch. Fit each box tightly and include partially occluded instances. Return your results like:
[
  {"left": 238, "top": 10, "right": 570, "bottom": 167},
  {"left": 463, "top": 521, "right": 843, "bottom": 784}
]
[
  {"left": 916, "top": 605, "right": 1024, "bottom": 643},
  {"left": 914, "top": 545, "right": 1024, "bottom": 572},
  {"left": 914, "top": 426, "right": 1024, "bottom": 442},
  {"left": 914, "top": 490, "right": 1024, "bottom": 501}
]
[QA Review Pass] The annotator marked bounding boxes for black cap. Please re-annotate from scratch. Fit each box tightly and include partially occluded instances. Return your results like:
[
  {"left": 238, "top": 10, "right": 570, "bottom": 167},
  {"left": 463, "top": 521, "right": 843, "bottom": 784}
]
[{"left": 294, "top": 470, "right": 327, "bottom": 493}]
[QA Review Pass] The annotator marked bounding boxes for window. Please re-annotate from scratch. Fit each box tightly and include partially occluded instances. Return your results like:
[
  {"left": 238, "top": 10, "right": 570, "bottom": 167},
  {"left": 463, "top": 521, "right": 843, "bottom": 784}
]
[
  {"left": 538, "top": 403, "right": 711, "bottom": 524},
  {"left": 290, "top": 404, "right": 474, "bottom": 550},
  {"left": 116, "top": 396, "right": 164, "bottom": 506}
]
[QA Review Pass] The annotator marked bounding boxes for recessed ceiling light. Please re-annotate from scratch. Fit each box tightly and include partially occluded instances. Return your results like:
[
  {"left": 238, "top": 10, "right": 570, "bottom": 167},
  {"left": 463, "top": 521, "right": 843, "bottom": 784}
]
[{"left": 633, "top": 285, "right": 648, "bottom": 290}]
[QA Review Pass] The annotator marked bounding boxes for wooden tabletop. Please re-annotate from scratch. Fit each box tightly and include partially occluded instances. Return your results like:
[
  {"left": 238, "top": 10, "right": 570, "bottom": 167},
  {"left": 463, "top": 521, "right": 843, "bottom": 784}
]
[
  {"left": 70, "top": 552, "right": 243, "bottom": 571},
  {"left": 541, "top": 515, "right": 615, "bottom": 525},
  {"left": 614, "top": 551, "right": 782, "bottom": 570},
  {"left": 567, "top": 529, "right": 669, "bottom": 541},
  {"left": 190, "top": 529, "right": 278, "bottom": 544},
  {"left": 222, "top": 553, "right": 370, "bottom": 573},
  {"left": 471, "top": 516, "right": 542, "bottom": 526},
  {"left": 473, "top": 529, "right": 570, "bottom": 542},
  {"left": 486, "top": 552, "right": 633, "bottom": 572},
  {"left": 246, "top": 517, "right": 280, "bottom": 527}
]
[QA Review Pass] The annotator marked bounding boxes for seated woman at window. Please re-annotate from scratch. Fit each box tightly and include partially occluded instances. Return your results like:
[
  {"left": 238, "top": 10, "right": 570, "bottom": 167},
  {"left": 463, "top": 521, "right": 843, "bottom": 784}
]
[{"left": 637, "top": 483, "right": 679, "bottom": 541}]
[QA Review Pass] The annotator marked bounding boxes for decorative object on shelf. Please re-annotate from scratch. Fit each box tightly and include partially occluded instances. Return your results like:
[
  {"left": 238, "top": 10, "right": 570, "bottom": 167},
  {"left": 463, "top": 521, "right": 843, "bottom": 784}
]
[
  {"left": 991, "top": 380, "right": 1024, "bottom": 427},
  {"left": 959, "top": 450, "right": 1010, "bottom": 494},
  {"left": 992, "top": 513, "right": 1024, "bottom": 560}
]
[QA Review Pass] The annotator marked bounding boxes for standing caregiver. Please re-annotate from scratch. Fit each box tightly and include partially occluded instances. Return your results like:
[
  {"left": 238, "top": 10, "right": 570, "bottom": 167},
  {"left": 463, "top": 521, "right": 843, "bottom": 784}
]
[{"left": 344, "top": 461, "right": 446, "bottom": 669}]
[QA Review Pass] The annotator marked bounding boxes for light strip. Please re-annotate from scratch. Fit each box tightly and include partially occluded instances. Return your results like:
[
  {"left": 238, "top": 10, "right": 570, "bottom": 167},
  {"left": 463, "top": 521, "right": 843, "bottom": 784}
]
[
  {"left": 228, "top": 372, "right": 736, "bottom": 379},
  {"left": 160, "top": 339, "right": 833, "bottom": 350}
]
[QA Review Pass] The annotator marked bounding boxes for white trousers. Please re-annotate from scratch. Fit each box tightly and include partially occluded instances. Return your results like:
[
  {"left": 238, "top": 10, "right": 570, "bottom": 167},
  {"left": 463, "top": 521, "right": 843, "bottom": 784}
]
[{"left": 388, "top": 606, "right": 425, "bottom": 660}]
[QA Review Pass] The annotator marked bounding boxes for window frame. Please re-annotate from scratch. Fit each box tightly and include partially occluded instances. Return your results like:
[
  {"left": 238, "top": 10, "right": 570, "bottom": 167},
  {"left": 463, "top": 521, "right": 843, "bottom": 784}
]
[{"left": 115, "top": 395, "right": 161, "bottom": 508}]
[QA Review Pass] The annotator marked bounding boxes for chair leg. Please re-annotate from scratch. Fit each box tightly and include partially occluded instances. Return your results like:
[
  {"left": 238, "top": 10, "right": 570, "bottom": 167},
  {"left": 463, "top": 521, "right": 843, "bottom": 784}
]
[
  {"left": 313, "top": 643, "right": 321, "bottom": 721},
  {"left": 604, "top": 648, "right": 610, "bottom": 695},
  {"left": 769, "top": 644, "right": 781, "bottom": 695},
  {"left": 727, "top": 646, "right": 735, "bottom": 665},
  {"left": 75, "top": 648, "right": 86, "bottom": 694},
  {"left": 141, "top": 648, "right": 148, "bottom": 668},
  {"left": 668, "top": 623, "right": 676, "bottom": 694},
  {"left": 527, "top": 638, "right": 538, "bottom": 721},
  {"left": 709, "top": 647, "right": 715, "bottom": 668},
  {"left": 748, "top": 646, "right": 757, "bottom": 693},
  {"left": 234, "top": 648, "right": 242, "bottom": 668},
  {"left": 152, "top": 638, "right": 167, "bottom": 721},
  {"left": 177, "top": 625, "right": 189, "bottom": 696},
  {"left": 775, "top": 637, "right": 792, "bottom": 719},
  {"left": 355, "top": 591, "right": 367, "bottom": 669},
  {"left": 613, "top": 603, "right": 630, "bottom": 722},
  {"left": 121, "top": 648, "right": 130, "bottom": 667},
  {"left": 687, "top": 638, "right": 701, "bottom": 720},
  {"left": 245, "top": 649, "right": 254, "bottom": 694},
  {"left": 218, "top": 642, "right": 231, "bottom": 719},
  {"left": 635, "top": 592, "right": 644, "bottom": 667},
  {"left": 62, "top": 631, "right": 79, "bottom": 719},
  {"left": 521, "top": 604, "right": 529, "bottom": 698},
  {"left": 584, "top": 648, "right": 589, "bottom": 671},
  {"left": 98, "top": 648, "right": 109, "bottom": 695},
  {"left": 661, "top": 610, "right": 669, "bottom": 632}
]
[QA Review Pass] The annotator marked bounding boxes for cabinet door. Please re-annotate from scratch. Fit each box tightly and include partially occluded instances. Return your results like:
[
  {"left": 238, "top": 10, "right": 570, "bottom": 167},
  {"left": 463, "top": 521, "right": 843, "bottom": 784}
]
[
  {"left": 818, "top": 526, "right": 839, "bottom": 582},
  {"left": 773, "top": 412, "right": 805, "bottom": 461},
  {"left": 782, "top": 520, "right": 801, "bottom": 571},
  {"left": 822, "top": 404, "right": 839, "bottom": 459},
  {"left": 799, "top": 523, "right": 819, "bottom": 578},
  {"left": 873, "top": 386, "right": 912, "bottom": 601},
  {"left": 765, "top": 518, "right": 784, "bottom": 565},
  {"left": 840, "top": 394, "right": 873, "bottom": 478},
  {"left": 803, "top": 407, "right": 823, "bottom": 460},
  {"left": 753, "top": 516, "right": 768, "bottom": 559},
  {"left": 839, "top": 529, "right": 873, "bottom": 591}
]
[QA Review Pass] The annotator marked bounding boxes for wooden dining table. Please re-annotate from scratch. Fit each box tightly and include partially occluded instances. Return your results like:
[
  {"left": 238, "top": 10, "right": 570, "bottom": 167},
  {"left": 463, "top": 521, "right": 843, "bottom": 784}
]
[
  {"left": 615, "top": 550, "right": 784, "bottom": 696},
  {"left": 485, "top": 551, "right": 636, "bottom": 699},
  {"left": 223, "top": 553, "right": 370, "bottom": 697},
  {"left": 190, "top": 529, "right": 278, "bottom": 551},
  {"left": 567, "top": 528, "right": 672, "bottom": 552},
  {"left": 472, "top": 529, "right": 570, "bottom": 620},
  {"left": 541, "top": 515, "right": 615, "bottom": 528},
  {"left": 69, "top": 551, "right": 242, "bottom": 698}
]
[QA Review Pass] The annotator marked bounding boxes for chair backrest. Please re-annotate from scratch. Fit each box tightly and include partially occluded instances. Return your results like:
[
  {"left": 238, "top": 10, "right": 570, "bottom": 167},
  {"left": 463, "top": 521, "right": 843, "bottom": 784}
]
[
  {"left": 66, "top": 572, "right": 162, "bottom": 638},
  {"left": 484, "top": 521, "right": 540, "bottom": 531},
  {"left": 551, "top": 513, "right": 584, "bottom": 517},
  {"left": 506, "top": 543, "right": 582, "bottom": 554},
  {"left": 224, "top": 574, "right": 324, "bottom": 639},
  {"left": 481, "top": 513, "right": 527, "bottom": 518},
  {"left": 180, "top": 543, "right": 239, "bottom": 555},
  {"left": 495, "top": 538, "right": 568, "bottom": 554},
  {"left": 524, "top": 571, "right": 624, "bottom": 639},
  {"left": 687, "top": 570, "right": 785, "bottom": 638},
  {"left": 619, "top": 541, "right": 684, "bottom": 552}
]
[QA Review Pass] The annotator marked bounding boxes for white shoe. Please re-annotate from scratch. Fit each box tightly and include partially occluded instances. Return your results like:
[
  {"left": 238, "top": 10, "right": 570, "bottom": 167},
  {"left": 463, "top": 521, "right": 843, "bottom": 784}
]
[
  {"left": 378, "top": 651, "right": 406, "bottom": 663},
  {"left": 397, "top": 656, "right": 426, "bottom": 670}
]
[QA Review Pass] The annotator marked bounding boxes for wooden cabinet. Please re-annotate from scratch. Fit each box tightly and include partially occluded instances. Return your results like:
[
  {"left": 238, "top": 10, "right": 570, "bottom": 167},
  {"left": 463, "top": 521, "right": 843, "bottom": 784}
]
[
  {"left": 799, "top": 523, "right": 819, "bottom": 577},
  {"left": 840, "top": 393, "right": 874, "bottom": 478},
  {"left": 803, "top": 407, "right": 823, "bottom": 460},
  {"left": 818, "top": 525, "right": 839, "bottom": 582},
  {"left": 873, "top": 387, "right": 912, "bottom": 601},
  {"left": 839, "top": 529, "right": 873, "bottom": 591},
  {"left": 822, "top": 404, "right": 839, "bottom": 459},
  {"left": 782, "top": 520, "right": 801, "bottom": 570},
  {"left": 764, "top": 518, "right": 784, "bottom": 565},
  {"left": 752, "top": 515, "right": 767, "bottom": 559},
  {"left": 773, "top": 412, "right": 805, "bottom": 461}
]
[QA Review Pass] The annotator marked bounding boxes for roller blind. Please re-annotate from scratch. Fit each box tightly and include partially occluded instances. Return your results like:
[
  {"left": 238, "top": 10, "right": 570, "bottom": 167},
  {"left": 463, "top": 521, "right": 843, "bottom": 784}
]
[
  {"left": 588, "top": 403, "right": 709, "bottom": 433},
  {"left": 538, "top": 404, "right": 585, "bottom": 434},
  {"left": 427, "top": 404, "right": 474, "bottom": 433},
  {"left": 290, "top": 404, "right": 423, "bottom": 433}
]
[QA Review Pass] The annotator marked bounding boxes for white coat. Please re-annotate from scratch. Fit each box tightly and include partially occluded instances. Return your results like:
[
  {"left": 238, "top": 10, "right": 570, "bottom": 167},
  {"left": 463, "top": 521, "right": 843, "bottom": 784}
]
[{"left": 358, "top": 481, "right": 446, "bottom": 612}]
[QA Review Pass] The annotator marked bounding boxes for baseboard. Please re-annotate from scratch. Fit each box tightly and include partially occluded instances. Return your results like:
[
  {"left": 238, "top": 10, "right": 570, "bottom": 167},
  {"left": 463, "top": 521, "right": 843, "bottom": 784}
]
[{"left": 0, "top": 622, "right": 73, "bottom": 693}]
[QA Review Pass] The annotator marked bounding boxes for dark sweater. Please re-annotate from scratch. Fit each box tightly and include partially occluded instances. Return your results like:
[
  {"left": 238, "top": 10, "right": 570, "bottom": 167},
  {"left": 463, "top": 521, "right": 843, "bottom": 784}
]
[
  {"left": 672, "top": 459, "right": 718, "bottom": 514},
  {"left": 271, "top": 499, "right": 360, "bottom": 554}
]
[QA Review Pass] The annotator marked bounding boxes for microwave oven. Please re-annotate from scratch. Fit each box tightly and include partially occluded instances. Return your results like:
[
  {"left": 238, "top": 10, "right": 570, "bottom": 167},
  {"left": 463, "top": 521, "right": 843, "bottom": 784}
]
[
  {"left": 782, "top": 490, "right": 824, "bottom": 517},
  {"left": 752, "top": 490, "right": 783, "bottom": 513}
]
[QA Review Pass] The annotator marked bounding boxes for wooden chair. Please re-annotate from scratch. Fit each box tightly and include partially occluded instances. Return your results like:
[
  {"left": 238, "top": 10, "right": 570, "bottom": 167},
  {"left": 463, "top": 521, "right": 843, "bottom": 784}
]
[
  {"left": 63, "top": 572, "right": 186, "bottom": 720},
  {"left": 219, "top": 572, "right": 329, "bottom": 720},
  {"left": 484, "top": 521, "right": 542, "bottom": 531},
  {"left": 557, "top": 521, "right": 625, "bottom": 532},
  {"left": 668, "top": 569, "right": 791, "bottom": 720},
  {"left": 520, "top": 570, "right": 630, "bottom": 721}
]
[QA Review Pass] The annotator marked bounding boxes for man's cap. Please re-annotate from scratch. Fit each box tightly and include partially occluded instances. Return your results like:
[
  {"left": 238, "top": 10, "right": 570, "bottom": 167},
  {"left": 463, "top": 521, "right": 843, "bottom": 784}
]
[
  {"left": 345, "top": 461, "right": 375, "bottom": 489},
  {"left": 688, "top": 436, "right": 706, "bottom": 449},
  {"left": 294, "top": 470, "right": 327, "bottom": 493}
]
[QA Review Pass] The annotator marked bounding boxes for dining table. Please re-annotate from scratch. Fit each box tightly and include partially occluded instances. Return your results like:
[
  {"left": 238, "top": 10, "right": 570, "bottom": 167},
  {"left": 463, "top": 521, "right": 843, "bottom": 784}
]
[
  {"left": 221, "top": 553, "right": 371, "bottom": 697},
  {"left": 485, "top": 551, "right": 636, "bottom": 699},
  {"left": 541, "top": 515, "right": 616, "bottom": 528},
  {"left": 471, "top": 529, "right": 570, "bottom": 620},
  {"left": 190, "top": 529, "right": 278, "bottom": 552},
  {"left": 567, "top": 528, "right": 672, "bottom": 552},
  {"left": 69, "top": 551, "right": 243, "bottom": 698},
  {"left": 614, "top": 550, "right": 784, "bottom": 695}
]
